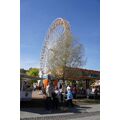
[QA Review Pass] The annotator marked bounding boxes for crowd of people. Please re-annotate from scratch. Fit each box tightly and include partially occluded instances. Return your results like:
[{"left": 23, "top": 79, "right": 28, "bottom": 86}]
[
  {"left": 44, "top": 82, "right": 74, "bottom": 110},
  {"left": 32, "top": 80, "right": 100, "bottom": 110}
]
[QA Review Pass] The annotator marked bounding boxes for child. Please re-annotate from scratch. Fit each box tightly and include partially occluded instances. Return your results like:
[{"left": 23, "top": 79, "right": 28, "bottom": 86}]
[{"left": 66, "top": 89, "right": 73, "bottom": 107}]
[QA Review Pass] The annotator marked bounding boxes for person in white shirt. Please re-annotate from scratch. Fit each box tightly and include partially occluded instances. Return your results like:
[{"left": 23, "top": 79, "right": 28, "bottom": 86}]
[
  {"left": 33, "top": 83, "right": 36, "bottom": 91},
  {"left": 45, "top": 82, "right": 53, "bottom": 110},
  {"left": 67, "top": 85, "right": 71, "bottom": 92},
  {"left": 92, "top": 86, "right": 95, "bottom": 93}
]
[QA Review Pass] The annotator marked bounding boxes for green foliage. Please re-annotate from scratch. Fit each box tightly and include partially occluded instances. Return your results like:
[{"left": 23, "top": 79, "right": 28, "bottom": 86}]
[{"left": 26, "top": 68, "right": 39, "bottom": 77}]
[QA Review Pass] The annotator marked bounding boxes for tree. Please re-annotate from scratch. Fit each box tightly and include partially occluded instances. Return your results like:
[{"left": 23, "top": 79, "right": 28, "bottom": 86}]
[
  {"left": 26, "top": 68, "right": 39, "bottom": 77},
  {"left": 20, "top": 68, "right": 27, "bottom": 74},
  {"left": 47, "top": 31, "right": 86, "bottom": 81}
]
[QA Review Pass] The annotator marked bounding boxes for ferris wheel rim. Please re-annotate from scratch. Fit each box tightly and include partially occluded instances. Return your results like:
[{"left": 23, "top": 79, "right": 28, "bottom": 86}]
[{"left": 40, "top": 18, "right": 71, "bottom": 75}]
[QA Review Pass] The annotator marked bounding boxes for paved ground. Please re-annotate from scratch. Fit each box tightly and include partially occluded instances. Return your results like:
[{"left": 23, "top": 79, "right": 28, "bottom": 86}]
[
  {"left": 21, "top": 93, "right": 100, "bottom": 120},
  {"left": 20, "top": 104, "right": 100, "bottom": 120},
  {"left": 69, "top": 115, "right": 99, "bottom": 120},
  {"left": 21, "top": 112, "right": 99, "bottom": 120}
]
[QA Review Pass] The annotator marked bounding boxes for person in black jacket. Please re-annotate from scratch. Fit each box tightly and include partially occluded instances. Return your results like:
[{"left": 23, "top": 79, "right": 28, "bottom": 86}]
[{"left": 52, "top": 91, "right": 59, "bottom": 109}]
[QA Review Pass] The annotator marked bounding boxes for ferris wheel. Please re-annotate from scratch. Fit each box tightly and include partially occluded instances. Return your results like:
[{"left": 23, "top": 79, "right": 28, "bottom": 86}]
[{"left": 39, "top": 18, "right": 71, "bottom": 77}]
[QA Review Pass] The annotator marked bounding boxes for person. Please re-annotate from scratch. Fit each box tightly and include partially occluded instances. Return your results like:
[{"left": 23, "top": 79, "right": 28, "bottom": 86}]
[
  {"left": 56, "top": 86, "right": 63, "bottom": 103},
  {"left": 23, "top": 81, "right": 27, "bottom": 91},
  {"left": 92, "top": 86, "right": 95, "bottom": 93},
  {"left": 54, "top": 86, "right": 59, "bottom": 94},
  {"left": 59, "top": 83, "right": 62, "bottom": 89},
  {"left": 33, "top": 83, "right": 36, "bottom": 91},
  {"left": 52, "top": 89, "right": 59, "bottom": 110},
  {"left": 86, "top": 87, "right": 91, "bottom": 99},
  {"left": 66, "top": 88, "right": 73, "bottom": 107},
  {"left": 67, "top": 85, "right": 71, "bottom": 92},
  {"left": 41, "top": 83, "right": 45, "bottom": 94},
  {"left": 45, "top": 83, "right": 52, "bottom": 110},
  {"left": 94, "top": 87, "right": 99, "bottom": 99},
  {"left": 72, "top": 85, "right": 77, "bottom": 99}
]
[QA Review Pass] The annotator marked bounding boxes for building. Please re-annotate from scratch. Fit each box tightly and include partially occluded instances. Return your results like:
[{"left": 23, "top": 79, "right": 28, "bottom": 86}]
[{"left": 64, "top": 67, "right": 100, "bottom": 89}]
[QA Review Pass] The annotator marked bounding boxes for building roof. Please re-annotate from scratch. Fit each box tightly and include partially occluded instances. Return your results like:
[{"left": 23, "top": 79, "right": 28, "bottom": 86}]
[{"left": 64, "top": 67, "right": 100, "bottom": 80}]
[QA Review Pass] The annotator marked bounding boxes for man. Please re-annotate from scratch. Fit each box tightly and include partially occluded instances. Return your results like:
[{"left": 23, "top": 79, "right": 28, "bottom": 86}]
[{"left": 45, "top": 82, "right": 53, "bottom": 110}]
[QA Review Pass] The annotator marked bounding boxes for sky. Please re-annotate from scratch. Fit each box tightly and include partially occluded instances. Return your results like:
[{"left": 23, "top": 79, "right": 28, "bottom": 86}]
[{"left": 20, "top": 0, "right": 100, "bottom": 70}]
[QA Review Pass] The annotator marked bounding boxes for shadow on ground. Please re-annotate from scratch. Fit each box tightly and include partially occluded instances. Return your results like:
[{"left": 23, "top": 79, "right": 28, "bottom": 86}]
[{"left": 20, "top": 99, "right": 92, "bottom": 115}]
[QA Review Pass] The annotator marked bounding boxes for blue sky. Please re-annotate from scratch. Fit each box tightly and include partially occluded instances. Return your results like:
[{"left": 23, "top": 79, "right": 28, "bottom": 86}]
[{"left": 20, "top": 0, "right": 100, "bottom": 70}]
